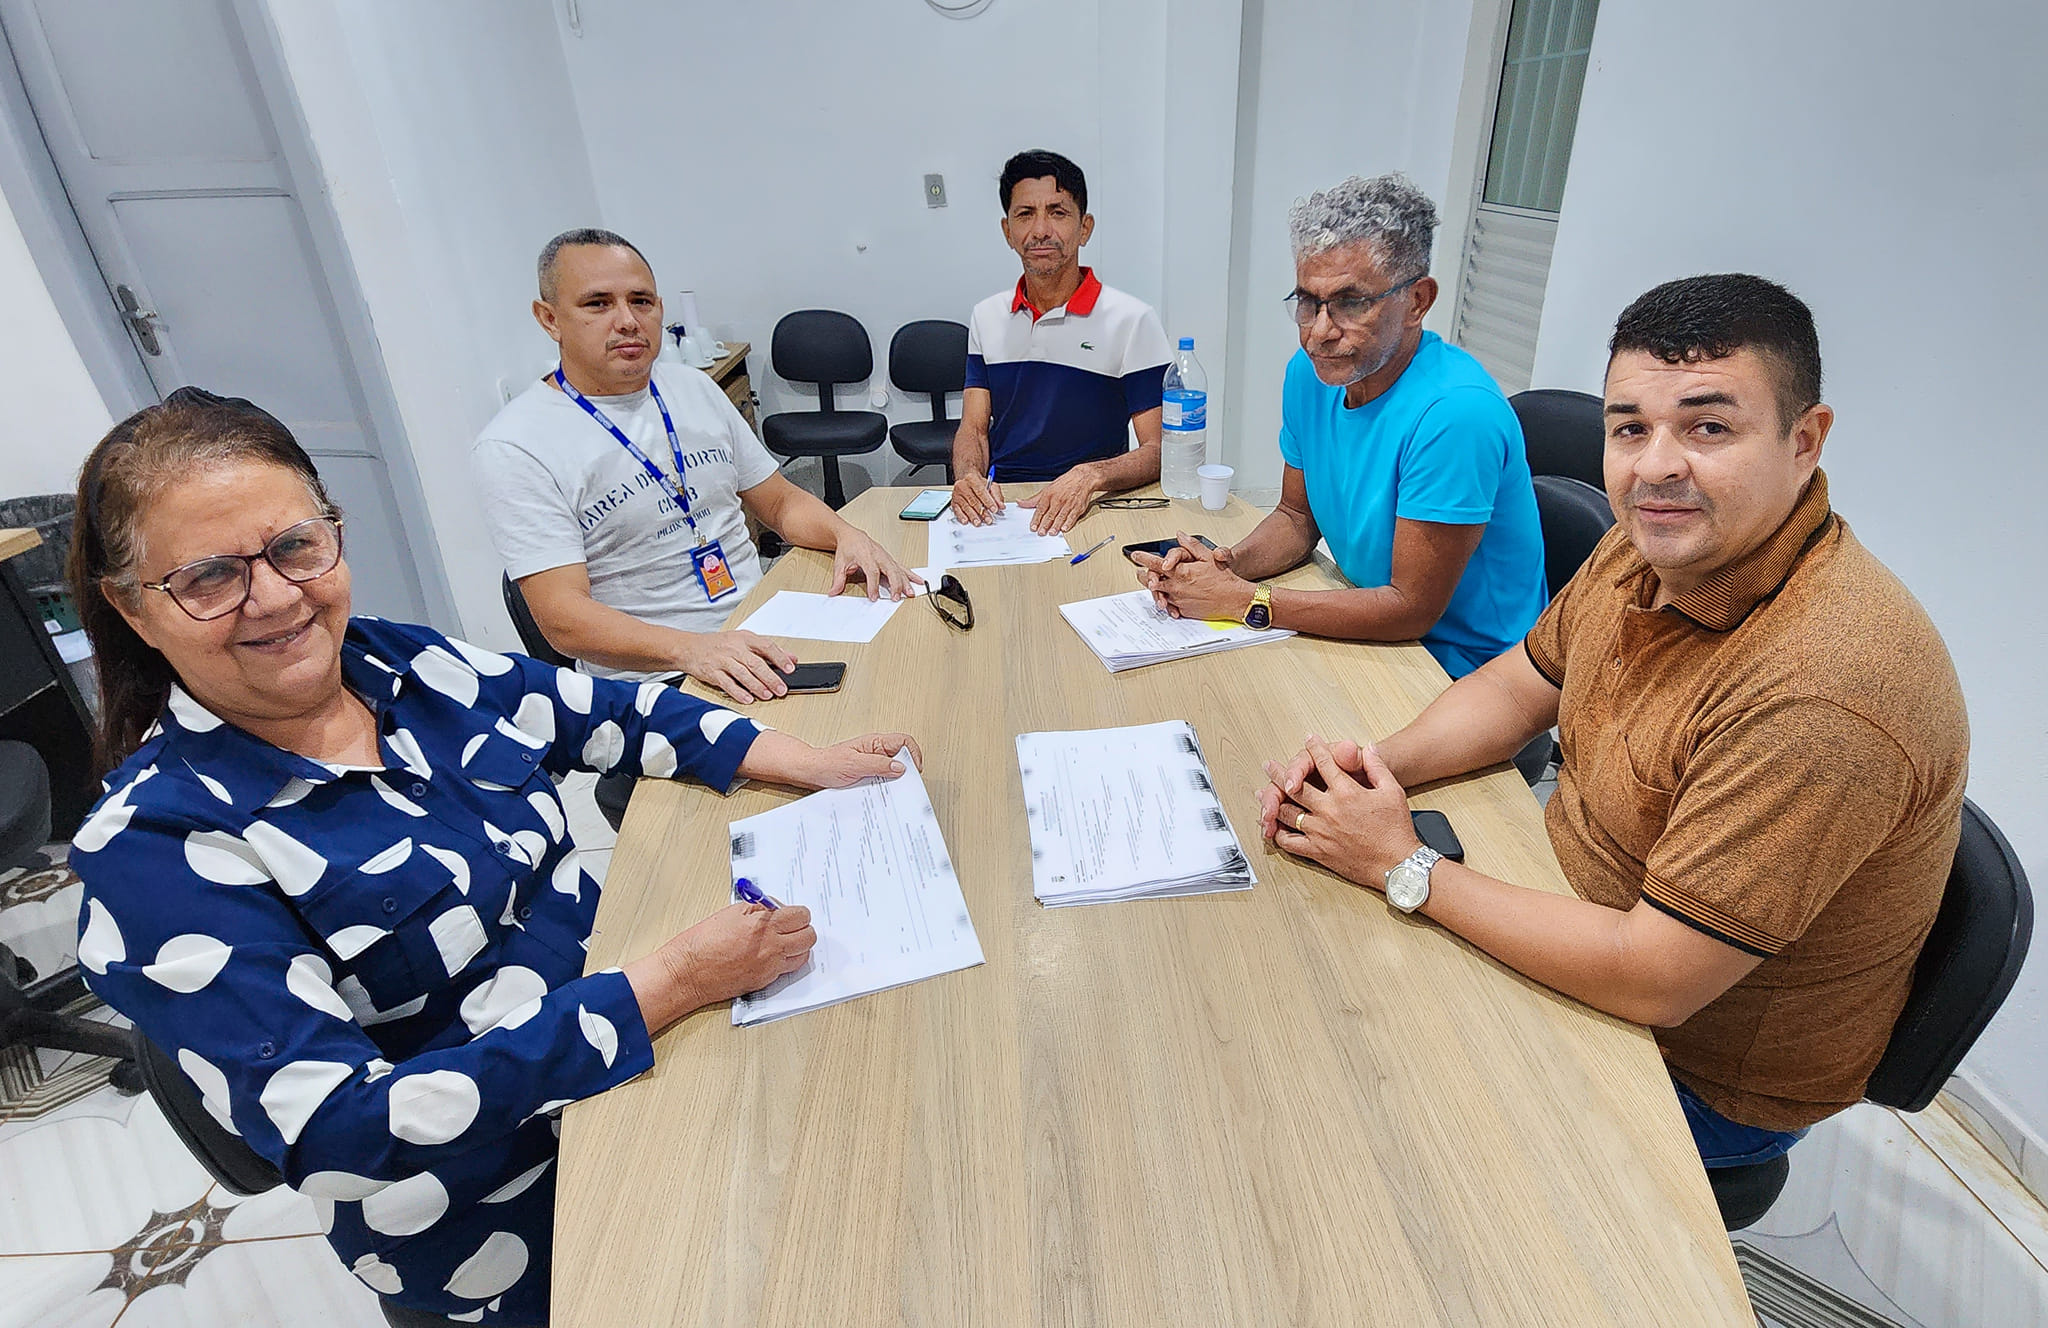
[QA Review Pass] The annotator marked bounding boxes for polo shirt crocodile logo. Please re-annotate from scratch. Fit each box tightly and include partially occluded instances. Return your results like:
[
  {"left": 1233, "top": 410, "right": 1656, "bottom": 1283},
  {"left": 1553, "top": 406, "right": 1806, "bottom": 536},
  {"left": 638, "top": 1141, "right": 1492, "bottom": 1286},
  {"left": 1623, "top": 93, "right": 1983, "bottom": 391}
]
[{"left": 1080, "top": 341, "right": 1094, "bottom": 350}]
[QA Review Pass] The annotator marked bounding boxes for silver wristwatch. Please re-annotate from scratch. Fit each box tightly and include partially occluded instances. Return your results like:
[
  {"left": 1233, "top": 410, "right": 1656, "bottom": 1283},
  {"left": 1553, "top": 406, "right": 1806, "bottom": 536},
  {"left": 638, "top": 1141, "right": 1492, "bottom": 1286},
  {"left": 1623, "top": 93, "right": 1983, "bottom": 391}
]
[{"left": 1384, "top": 844, "right": 1443, "bottom": 913}]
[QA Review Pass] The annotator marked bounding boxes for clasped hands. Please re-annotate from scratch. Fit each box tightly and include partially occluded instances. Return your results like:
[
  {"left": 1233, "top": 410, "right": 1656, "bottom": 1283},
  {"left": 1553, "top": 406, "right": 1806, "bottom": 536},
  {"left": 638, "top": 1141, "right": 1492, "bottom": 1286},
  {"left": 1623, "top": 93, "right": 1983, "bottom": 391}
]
[
  {"left": 1256, "top": 734, "right": 1423, "bottom": 893},
  {"left": 1132, "top": 534, "right": 1256, "bottom": 622}
]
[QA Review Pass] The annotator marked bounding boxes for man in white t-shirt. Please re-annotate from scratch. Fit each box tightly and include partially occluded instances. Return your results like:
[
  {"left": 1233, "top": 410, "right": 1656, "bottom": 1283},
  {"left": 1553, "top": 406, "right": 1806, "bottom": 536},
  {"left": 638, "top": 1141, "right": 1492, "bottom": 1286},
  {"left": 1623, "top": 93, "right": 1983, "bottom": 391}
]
[{"left": 472, "top": 229, "right": 918, "bottom": 703}]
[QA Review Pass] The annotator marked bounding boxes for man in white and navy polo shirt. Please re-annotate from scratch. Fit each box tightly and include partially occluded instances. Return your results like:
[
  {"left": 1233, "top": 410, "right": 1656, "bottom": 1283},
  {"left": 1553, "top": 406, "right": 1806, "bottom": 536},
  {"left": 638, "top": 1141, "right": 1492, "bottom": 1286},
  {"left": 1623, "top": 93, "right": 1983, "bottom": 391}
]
[{"left": 950, "top": 150, "right": 1172, "bottom": 534}]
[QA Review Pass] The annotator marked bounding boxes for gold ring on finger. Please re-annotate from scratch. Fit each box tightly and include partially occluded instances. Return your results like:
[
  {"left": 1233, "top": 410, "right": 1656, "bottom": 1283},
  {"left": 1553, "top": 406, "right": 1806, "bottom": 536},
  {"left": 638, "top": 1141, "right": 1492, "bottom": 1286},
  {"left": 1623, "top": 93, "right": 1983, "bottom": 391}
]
[{"left": 1294, "top": 810, "right": 1310, "bottom": 832}]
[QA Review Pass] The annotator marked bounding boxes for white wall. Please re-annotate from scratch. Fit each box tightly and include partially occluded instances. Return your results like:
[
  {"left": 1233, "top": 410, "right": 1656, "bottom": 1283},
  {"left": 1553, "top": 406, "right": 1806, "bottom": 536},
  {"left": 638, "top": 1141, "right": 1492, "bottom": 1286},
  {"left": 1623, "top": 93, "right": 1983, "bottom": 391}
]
[
  {"left": 1532, "top": 0, "right": 2048, "bottom": 1142},
  {"left": 1221, "top": 0, "right": 1478, "bottom": 492},
  {"left": 554, "top": 0, "right": 1244, "bottom": 484},
  {"left": 0, "top": 183, "right": 110, "bottom": 499},
  {"left": 262, "top": 0, "right": 603, "bottom": 647}
]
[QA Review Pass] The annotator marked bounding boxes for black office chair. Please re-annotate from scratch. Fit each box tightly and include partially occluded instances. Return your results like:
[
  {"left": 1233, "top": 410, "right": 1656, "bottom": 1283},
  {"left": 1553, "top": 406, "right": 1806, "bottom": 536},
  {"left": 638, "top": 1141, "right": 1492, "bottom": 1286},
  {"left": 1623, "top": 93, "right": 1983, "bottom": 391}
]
[
  {"left": 501, "top": 573, "right": 574, "bottom": 671},
  {"left": 501, "top": 575, "right": 631, "bottom": 833},
  {"left": 886, "top": 319, "right": 967, "bottom": 483},
  {"left": 1709, "top": 798, "right": 2034, "bottom": 1229},
  {"left": 1532, "top": 474, "right": 1615, "bottom": 602},
  {"left": 761, "top": 310, "right": 889, "bottom": 508},
  {"left": 1510, "top": 388, "right": 1605, "bottom": 489},
  {"left": 0, "top": 741, "right": 141, "bottom": 1090},
  {"left": 135, "top": 1027, "right": 525, "bottom": 1325},
  {"left": 1509, "top": 477, "right": 1616, "bottom": 785}
]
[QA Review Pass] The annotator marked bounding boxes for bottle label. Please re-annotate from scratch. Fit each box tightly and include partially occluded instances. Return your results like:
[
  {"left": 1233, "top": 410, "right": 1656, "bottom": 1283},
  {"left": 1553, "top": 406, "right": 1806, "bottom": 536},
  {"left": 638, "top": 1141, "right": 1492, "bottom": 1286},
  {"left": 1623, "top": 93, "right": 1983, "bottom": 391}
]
[{"left": 1162, "top": 389, "right": 1206, "bottom": 431}]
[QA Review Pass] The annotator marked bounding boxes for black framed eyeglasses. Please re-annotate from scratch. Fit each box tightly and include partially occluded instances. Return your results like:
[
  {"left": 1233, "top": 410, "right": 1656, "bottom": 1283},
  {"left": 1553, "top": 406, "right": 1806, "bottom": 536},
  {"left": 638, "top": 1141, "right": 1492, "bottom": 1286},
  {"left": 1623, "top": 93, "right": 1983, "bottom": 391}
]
[
  {"left": 140, "top": 515, "right": 345, "bottom": 621},
  {"left": 1090, "top": 496, "right": 1169, "bottom": 511},
  {"left": 1283, "top": 273, "right": 1424, "bottom": 329},
  {"left": 927, "top": 574, "right": 973, "bottom": 631}
]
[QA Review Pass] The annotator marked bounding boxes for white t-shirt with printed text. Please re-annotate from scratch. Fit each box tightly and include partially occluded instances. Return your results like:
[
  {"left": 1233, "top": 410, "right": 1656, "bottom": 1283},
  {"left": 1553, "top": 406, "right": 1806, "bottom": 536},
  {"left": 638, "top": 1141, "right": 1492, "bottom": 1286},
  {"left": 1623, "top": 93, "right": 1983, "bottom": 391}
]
[{"left": 470, "top": 363, "right": 780, "bottom": 680}]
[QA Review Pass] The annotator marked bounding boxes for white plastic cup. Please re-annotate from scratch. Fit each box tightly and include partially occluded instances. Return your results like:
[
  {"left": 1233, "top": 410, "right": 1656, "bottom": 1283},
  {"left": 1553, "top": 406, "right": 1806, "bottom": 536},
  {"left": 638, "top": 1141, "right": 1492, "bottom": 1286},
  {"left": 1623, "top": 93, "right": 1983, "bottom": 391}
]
[{"left": 1198, "top": 464, "right": 1233, "bottom": 511}]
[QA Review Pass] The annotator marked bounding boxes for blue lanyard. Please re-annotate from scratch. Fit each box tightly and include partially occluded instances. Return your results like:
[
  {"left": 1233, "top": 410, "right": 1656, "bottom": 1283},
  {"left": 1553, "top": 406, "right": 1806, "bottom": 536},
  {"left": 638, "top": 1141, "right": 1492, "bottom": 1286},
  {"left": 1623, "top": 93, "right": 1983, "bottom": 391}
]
[{"left": 553, "top": 367, "right": 701, "bottom": 541}]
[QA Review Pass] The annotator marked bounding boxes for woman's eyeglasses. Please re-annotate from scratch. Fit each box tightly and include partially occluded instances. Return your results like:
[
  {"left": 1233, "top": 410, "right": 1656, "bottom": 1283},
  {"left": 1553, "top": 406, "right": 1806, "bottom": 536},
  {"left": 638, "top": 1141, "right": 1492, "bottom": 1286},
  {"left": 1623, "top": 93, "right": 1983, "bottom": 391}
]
[
  {"left": 141, "top": 515, "right": 345, "bottom": 621},
  {"left": 927, "top": 574, "right": 973, "bottom": 631}
]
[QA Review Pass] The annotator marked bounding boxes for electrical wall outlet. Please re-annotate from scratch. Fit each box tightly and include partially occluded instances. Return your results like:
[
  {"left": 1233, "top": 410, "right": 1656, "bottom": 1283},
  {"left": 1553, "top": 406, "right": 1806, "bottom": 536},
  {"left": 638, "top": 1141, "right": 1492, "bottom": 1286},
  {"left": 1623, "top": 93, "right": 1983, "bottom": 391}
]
[{"left": 924, "top": 173, "right": 947, "bottom": 208}]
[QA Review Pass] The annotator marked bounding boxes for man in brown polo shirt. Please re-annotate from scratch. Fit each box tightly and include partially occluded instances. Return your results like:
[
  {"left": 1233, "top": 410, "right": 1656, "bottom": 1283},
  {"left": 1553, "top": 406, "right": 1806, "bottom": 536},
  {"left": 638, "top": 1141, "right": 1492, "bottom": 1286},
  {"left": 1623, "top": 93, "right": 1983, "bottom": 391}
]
[{"left": 1255, "top": 273, "right": 1968, "bottom": 1166}]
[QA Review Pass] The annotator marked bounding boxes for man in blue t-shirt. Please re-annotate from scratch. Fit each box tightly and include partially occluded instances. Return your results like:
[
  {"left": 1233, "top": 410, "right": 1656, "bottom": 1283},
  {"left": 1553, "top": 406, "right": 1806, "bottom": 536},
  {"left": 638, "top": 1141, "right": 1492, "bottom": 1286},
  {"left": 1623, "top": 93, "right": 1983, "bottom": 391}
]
[{"left": 1138, "top": 173, "right": 1544, "bottom": 677}]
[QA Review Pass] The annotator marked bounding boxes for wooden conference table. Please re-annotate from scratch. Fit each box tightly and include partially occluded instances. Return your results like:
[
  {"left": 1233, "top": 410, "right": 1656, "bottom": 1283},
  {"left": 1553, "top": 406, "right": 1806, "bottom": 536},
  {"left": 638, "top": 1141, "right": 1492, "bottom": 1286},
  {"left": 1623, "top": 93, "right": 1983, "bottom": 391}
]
[{"left": 556, "top": 486, "right": 1752, "bottom": 1327}]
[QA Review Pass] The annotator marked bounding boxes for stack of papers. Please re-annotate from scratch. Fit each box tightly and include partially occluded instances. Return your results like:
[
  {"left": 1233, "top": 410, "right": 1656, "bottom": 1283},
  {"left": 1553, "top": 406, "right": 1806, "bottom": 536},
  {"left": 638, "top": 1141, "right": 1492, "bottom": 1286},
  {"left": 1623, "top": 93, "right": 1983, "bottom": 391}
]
[
  {"left": 1059, "top": 589, "right": 1296, "bottom": 672},
  {"left": 728, "top": 750, "right": 984, "bottom": 1025},
  {"left": 1016, "top": 720, "right": 1256, "bottom": 907},
  {"left": 930, "top": 504, "right": 1071, "bottom": 567}
]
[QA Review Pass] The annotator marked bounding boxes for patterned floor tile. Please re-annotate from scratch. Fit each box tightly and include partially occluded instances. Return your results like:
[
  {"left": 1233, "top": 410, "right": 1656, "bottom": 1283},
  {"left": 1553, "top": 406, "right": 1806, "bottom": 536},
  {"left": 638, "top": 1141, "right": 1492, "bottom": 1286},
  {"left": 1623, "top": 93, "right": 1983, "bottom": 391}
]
[
  {"left": 0, "top": 1091, "right": 210, "bottom": 1256},
  {"left": 117, "top": 1237, "right": 382, "bottom": 1328},
  {"left": 0, "top": 1252, "right": 118, "bottom": 1328}
]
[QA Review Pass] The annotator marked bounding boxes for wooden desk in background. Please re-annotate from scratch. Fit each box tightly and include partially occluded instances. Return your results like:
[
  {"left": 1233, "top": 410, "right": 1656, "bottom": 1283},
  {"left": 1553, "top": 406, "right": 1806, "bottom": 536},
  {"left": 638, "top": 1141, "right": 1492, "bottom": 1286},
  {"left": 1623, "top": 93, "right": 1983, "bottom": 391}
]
[
  {"left": 703, "top": 340, "right": 754, "bottom": 428},
  {"left": 555, "top": 488, "right": 1752, "bottom": 1328}
]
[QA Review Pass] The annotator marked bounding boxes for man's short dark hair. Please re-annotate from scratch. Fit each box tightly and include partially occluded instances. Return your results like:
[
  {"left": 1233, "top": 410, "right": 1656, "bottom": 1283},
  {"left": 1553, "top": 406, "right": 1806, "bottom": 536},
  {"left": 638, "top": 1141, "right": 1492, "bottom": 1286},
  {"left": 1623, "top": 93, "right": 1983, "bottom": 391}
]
[
  {"left": 999, "top": 150, "right": 1087, "bottom": 215},
  {"left": 1608, "top": 274, "right": 1823, "bottom": 431},
  {"left": 537, "top": 227, "right": 652, "bottom": 302}
]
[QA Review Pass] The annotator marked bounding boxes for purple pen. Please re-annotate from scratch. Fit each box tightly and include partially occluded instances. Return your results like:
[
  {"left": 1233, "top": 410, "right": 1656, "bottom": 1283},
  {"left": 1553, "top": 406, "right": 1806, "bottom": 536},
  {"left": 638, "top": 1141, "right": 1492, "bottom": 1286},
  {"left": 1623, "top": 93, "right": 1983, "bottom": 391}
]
[{"left": 733, "top": 877, "right": 780, "bottom": 910}]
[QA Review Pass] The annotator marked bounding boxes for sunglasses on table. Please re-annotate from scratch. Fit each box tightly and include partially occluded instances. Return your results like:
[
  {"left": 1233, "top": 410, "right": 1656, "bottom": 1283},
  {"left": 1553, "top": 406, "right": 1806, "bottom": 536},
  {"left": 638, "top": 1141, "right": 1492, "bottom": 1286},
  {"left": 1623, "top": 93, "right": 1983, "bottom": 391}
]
[
  {"left": 140, "top": 515, "right": 346, "bottom": 621},
  {"left": 927, "top": 574, "right": 973, "bottom": 631}
]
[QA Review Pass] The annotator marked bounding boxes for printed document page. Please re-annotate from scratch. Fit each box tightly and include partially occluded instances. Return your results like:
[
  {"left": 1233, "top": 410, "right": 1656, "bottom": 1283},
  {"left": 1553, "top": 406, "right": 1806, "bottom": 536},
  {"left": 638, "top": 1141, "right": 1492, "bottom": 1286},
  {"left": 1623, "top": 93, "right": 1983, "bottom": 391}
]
[
  {"left": 738, "top": 589, "right": 904, "bottom": 644},
  {"left": 729, "top": 751, "right": 983, "bottom": 1024},
  {"left": 930, "top": 504, "right": 1072, "bottom": 566},
  {"left": 1016, "top": 720, "right": 1256, "bottom": 906}
]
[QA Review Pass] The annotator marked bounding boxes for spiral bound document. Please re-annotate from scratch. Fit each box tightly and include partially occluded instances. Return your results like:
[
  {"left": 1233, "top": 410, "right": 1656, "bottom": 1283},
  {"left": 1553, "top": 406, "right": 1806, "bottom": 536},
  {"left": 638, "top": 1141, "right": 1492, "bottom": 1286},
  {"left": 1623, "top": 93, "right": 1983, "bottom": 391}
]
[
  {"left": 1015, "top": 720, "right": 1256, "bottom": 907},
  {"left": 1059, "top": 589, "right": 1295, "bottom": 672}
]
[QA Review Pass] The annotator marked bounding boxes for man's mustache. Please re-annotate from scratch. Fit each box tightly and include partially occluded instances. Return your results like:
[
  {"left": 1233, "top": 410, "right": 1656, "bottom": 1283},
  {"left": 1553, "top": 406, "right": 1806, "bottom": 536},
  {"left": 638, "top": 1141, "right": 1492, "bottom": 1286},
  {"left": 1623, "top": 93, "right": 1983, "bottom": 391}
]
[{"left": 1625, "top": 481, "right": 1712, "bottom": 512}]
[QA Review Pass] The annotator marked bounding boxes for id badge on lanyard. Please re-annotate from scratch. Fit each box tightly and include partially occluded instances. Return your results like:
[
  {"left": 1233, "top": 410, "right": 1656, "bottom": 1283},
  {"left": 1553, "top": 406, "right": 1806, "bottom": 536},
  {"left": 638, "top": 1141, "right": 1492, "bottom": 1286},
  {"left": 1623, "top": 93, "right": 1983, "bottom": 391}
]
[{"left": 554, "top": 366, "right": 740, "bottom": 603}]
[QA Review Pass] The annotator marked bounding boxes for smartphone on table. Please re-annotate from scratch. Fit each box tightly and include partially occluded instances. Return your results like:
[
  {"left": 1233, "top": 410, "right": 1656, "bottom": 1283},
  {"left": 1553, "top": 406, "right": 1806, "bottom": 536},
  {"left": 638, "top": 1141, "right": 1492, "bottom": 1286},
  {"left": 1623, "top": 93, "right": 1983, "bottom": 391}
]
[
  {"left": 897, "top": 488, "right": 952, "bottom": 521},
  {"left": 781, "top": 662, "right": 847, "bottom": 694},
  {"left": 1122, "top": 534, "right": 1217, "bottom": 565},
  {"left": 1410, "top": 809, "right": 1465, "bottom": 861}
]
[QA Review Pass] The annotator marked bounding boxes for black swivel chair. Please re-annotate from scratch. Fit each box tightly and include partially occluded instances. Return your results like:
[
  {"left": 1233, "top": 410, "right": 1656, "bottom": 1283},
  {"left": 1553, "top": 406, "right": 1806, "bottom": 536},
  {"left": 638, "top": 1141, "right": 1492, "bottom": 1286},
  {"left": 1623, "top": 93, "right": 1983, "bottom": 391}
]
[
  {"left": 1510, "top": 388, "right": 1605, "bottom": 489},
  {"left": 1510, "top": 477, "right": 1616, "bottom": 784},
  {"left": 501, "top": 573, "right": 575, "bottom": 670},
  {"left": 502, "top": 574, "right": 632, "bottom": 833},
  {"left": 135, "top": 1029, "right": 530, "bottom": 1326},
  {"left": 760, "top": 310, "right": 889, "bottom": 509},
  {"left": 886, "top": 319, "right": 968, "bottom": 483},
  {"left": 1710, "top": 798, "right": 2034, "bottom": 1229},
  {"left": 0, "top": 740, "right": 141, "bottom": 1090},
  {"left": 1531, "top": 474, "right": 1615, "bottom": 602}
]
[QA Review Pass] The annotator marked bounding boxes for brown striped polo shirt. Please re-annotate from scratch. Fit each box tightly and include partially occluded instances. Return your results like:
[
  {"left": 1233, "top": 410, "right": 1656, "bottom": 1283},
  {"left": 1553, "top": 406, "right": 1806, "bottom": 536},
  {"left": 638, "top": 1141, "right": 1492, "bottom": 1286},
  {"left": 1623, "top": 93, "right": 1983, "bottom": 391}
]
[{"left": 1525, "top": 470, "right": 1969, "bottom": 1131}]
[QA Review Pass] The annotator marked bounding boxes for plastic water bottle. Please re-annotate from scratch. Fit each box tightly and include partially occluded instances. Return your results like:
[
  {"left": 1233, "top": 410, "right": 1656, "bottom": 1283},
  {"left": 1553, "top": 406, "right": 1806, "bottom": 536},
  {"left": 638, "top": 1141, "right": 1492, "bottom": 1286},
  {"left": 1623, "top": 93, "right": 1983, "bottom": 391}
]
[{"left": 1161, "top": 336, "right": 1207, "bottom": 500}]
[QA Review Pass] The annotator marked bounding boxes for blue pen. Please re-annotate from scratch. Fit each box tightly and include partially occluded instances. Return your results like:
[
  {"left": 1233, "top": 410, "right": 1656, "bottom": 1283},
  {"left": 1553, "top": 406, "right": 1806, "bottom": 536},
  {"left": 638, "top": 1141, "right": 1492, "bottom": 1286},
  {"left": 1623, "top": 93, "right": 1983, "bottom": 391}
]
[
  {"left": 1070, "top": 533, "right": 1116, "bottom": 565},
  {"left": 733, "top": 877, "right": 780, "bottom": 910}
]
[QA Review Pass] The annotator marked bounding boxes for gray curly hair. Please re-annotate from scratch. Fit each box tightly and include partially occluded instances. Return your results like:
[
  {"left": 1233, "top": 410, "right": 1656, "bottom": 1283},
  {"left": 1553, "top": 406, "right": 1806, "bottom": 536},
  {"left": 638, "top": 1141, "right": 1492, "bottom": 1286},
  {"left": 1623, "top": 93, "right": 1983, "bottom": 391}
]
[{"left": 1287, "top": 173, "right": 1438, "bottom": 279}]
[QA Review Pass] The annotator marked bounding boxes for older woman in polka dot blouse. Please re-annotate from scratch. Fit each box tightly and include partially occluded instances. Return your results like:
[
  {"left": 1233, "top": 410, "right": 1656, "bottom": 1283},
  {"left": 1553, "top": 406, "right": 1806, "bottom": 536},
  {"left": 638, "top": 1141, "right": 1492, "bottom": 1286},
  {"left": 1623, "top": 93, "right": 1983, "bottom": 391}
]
[{"left": 63, "top": 391, "right": 921, "bottom": 1325}]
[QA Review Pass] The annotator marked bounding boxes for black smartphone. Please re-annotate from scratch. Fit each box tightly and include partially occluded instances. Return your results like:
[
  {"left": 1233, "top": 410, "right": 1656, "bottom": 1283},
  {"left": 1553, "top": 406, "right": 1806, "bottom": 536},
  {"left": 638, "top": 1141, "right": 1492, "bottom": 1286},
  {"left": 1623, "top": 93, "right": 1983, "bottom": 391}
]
[
  {"left": 897, "top": 488, "right": 952, "bottom": 521},
  {"left": 1122, "top": 534, "right": 1217, "bottom": 564},
  {"left": 1411, "top": 809, "right": 1465, "bottom": 862},
  {"left": 782, "top": 662, "right": 847, "bottom": 694}
]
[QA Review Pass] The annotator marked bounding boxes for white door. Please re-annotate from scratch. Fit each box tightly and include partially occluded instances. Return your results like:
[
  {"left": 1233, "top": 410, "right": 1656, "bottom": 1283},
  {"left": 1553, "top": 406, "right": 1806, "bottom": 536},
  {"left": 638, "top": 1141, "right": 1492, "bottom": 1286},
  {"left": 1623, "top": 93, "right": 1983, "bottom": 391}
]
[{"left": 0, "top": 0, "right": 431, "bottom": 620}]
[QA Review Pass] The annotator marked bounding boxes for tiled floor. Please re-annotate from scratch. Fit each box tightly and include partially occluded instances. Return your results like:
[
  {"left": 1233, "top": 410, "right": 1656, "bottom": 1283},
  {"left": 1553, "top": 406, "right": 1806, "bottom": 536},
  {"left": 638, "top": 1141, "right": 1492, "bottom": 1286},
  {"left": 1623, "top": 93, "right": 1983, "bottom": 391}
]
[
  {"left": 1740, "top": 1098, "right": 2048, "bottom": 1326},
  {"left": 6, "top": 777, "right": 2046, "bottom": 1326}
]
